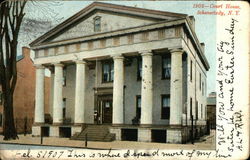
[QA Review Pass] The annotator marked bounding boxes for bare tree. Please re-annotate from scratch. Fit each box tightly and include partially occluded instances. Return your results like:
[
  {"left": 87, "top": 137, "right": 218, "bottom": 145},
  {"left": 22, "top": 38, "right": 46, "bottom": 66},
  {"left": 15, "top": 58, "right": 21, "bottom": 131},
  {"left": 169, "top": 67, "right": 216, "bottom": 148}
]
[{"left": 0, "top": 0, "right": 27, "bottom": 140}]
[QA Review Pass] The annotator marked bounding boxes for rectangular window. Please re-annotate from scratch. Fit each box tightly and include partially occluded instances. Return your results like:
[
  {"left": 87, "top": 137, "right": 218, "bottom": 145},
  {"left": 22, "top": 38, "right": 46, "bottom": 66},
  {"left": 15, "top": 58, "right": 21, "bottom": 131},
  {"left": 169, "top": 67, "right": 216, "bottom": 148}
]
[
  {"left": 196, "top": 101, "right": 198, "bottom": 120},
  {"left": 136, "top": 96, "right": 141, "bottom": 118},
  {"left": 137, "top": 58, "right": 142, "bottom": 80},
  {"left": 63, "top": 67, "right": 66, "bottom": 86},
  {"left": 102, "top": 61, "right": 114, "bottom": 82},
  {"left": 190, "top": 60, "right": 193, "bottom": 82},
  {"left": 201, "top": 104, "right": 203, "bottom": 119},
  {"left": 205, "top": 81, "right": 206, "bottom": 96},
  {"left": 161, "top": 95, "right": 170, "bottom": 119},
  {"left": 190, "top": 97, "right": 193, "bottom": 118},
  {"left": 63, "top": 98, "right": 66, "bottom": 119},
  {"left": 94, "top": 16, "right": 101, "bottom": 32},
  {"left": 162, "top": 56, "right": 171, "bottom": 79},
  {"left": 199, "top": 73, "right": 201, "bottom": 90},
  {"left": 205, "top": 106, "right": 207, "bottom": 120},
  {"left": 104, "top": 101, "right": 111, "bottom": 108},
  {"left": 202, "top": 82, "right": 204, "bottom": 96}
]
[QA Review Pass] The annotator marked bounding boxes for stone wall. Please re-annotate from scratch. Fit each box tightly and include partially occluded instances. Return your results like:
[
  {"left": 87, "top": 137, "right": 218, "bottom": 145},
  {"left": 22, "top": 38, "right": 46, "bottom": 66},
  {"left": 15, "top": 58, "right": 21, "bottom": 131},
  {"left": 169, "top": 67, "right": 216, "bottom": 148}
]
[{"left": 59, "top": 54, "right": 190, "bottom": 125}]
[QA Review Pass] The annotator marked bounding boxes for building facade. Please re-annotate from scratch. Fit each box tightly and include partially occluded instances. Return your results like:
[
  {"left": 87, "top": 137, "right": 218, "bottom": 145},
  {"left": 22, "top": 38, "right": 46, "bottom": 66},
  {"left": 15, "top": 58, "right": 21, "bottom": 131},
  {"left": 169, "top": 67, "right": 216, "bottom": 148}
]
[
  {"left": 207, "top": 92, "right": 216, "bottom": 130},
  {"left": 0, "top": 47, "right": 50, "bottom": 134},
  {"left": 30, "top": 2, "right": 209, "bottom": 143}
]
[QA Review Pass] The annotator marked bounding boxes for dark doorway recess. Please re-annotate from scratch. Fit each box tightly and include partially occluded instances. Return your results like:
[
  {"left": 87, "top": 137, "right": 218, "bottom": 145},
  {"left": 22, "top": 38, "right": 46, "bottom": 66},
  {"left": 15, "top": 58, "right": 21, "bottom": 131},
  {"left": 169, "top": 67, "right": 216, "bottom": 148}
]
[
  {"left": 151, "top": 129, "right": 166, "bottom": 143},
  {"left": 41, "top": 126, "right": 49, "bottom": 137},
  {"left": 121, "top": 129, "right": 138, "bottom": 141},
  {"left": 59, "top": 127, "right": 71, "bottom": 138}
]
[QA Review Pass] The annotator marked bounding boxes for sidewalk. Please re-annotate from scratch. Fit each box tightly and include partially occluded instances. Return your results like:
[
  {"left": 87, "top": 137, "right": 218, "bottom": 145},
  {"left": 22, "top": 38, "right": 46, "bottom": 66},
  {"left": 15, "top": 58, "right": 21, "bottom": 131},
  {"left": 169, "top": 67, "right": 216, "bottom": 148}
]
[{"left": 0, "top": 130, "right": 215, "bottom": 150}]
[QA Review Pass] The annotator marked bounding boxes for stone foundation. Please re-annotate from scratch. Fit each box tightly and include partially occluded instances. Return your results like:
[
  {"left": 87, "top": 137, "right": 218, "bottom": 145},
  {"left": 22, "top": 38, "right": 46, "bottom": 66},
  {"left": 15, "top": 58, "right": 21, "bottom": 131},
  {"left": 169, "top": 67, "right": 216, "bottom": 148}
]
[
  {"left": 71, "top": 126, "right": 82, "bottom": 136},
  {"left": 110, "top": 128, "right": 121, "bottom": 140},
  {"left": 166, "top": 130, "right": 182, "bottom": 143},
  {"left": 138, "top": 128, "right": 151, "bottom": 142},
  {"left": 32, "top": 126, "right": 41, "bottom": 136},
  {"left": 49, "top": 126, "right": 59, "bottom": 137}
]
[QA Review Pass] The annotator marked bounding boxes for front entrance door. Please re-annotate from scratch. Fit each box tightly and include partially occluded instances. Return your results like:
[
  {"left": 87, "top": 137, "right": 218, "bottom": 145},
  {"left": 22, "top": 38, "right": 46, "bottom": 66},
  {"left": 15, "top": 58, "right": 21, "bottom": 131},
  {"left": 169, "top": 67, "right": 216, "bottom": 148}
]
[{"left": 97, "top": 95, "right": 113, "bottom": 124}]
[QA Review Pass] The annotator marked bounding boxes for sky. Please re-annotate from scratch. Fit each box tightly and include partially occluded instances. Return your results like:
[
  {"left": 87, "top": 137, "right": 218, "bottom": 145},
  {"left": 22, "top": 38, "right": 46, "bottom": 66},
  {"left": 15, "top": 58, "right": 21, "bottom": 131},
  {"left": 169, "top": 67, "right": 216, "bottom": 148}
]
[{"left": 22, "top": 1, "right": 216, "bottom": 95}]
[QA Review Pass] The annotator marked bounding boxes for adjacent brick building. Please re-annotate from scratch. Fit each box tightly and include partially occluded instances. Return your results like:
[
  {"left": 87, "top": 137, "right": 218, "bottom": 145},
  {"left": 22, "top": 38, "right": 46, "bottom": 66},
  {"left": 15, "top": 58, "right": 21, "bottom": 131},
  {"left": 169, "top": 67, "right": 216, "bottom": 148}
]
[{"left": 0, "top": 47, "right": 50, "bottom": 134}]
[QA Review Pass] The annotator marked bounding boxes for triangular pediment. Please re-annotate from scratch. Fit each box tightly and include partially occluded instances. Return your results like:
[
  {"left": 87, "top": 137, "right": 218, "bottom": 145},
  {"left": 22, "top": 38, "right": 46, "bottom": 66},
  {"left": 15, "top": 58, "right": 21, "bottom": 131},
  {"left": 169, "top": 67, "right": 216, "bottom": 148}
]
[{"left": 30, "top": 2, "right": 187, "bottom": 47}]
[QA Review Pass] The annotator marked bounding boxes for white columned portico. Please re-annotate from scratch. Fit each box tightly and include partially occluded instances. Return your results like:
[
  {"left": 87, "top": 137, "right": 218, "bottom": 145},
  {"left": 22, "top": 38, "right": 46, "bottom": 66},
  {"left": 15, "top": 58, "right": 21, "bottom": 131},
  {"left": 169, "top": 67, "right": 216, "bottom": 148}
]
[
  {"left": 53, "top": 63, "right": 64, "bottom": 124},
  {"left": 112, "top": 55, "right": 124, "bottom": 124},
  {"left": 34, "top": 65, "right": 45, "bottom": 124},
  {"left": 74, "top": 60, "right": 86, "bottom": 124},
  {"left": 140, "top": 51, "right": 153, "bottom": 125},
  {"left": 170, "top": 48, "right": 183, "bottom": 125}
]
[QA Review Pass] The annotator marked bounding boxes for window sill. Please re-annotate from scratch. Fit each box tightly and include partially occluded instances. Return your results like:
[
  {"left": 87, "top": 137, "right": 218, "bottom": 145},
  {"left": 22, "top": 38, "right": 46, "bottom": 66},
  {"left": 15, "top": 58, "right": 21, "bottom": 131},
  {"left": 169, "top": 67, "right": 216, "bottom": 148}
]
[
  {"left": 161, "top": 77, "right": 170, "bottom": 80},
  {"left": 161, "top": 118, "right": 169, "bottom": 120},
  {"left": 101, "top": 81, "right": 113, "bottom": 84}
]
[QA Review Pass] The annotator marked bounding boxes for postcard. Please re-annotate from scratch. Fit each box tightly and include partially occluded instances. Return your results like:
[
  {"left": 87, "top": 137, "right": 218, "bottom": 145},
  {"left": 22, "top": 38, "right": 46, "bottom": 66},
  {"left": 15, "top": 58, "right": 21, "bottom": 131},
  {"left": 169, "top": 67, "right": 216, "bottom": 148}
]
[{"left": 0, "top": 0, "right": 249, "bottom": 159}]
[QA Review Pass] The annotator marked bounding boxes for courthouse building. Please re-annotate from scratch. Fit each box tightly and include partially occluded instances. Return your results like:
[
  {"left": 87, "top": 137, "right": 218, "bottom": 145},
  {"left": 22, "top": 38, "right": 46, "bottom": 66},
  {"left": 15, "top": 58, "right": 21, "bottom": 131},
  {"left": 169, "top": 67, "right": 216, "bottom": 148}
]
[{"left": 30, "top": 2, "right": 209, "bottom": 143}]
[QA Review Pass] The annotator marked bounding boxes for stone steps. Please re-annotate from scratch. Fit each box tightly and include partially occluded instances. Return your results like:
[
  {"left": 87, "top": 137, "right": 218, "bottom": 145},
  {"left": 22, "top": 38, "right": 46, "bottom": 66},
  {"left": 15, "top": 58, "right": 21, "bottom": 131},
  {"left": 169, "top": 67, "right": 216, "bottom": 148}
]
[{"left": 71, "top": 125, "right": 115, "bottom": 142}]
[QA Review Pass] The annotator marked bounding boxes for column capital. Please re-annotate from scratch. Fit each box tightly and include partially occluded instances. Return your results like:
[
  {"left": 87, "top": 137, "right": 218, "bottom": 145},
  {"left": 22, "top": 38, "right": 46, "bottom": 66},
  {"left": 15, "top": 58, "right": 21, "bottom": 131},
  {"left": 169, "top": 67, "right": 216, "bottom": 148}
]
[
  {"left": 169, "top": 48, "right": 184, "bottom": 54},
  {"left": 47, "top": 66, "right": 54, "bottom": 73},
  {"left": 74, "top": 60, "right": 87, "bottom": 64},
  {"left": 53, "top": 63, "right": 64, "bottom": 67},
  {"left": 139, "top": 50, "right": 153, "bottom": 56},
  {"left": 34, "top": 64, "right": 45, "bottom": 69},
  {"left": 112, "top": 54, "right": 124, "bottom": 60}
]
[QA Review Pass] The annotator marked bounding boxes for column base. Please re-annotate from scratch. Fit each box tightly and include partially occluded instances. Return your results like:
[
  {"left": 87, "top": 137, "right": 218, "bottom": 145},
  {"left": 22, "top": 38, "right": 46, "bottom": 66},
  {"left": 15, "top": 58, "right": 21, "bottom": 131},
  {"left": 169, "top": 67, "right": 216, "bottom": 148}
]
[
  {"left": 33, "top": 122, "right": 45, "bottom": 126},
  {"left": 52, "top": 122, "right": 63, "bottom": 126},
  {"left": 138, "top": 128, "right": 151, "bottom": 142}
]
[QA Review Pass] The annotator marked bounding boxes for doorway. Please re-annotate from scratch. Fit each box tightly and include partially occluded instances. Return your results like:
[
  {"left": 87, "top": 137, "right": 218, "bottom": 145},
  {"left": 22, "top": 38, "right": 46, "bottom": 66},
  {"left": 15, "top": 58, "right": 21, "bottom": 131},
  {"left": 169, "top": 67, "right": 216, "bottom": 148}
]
[{"left": 97, "top": 95, "right": 113, "bottom": 124}]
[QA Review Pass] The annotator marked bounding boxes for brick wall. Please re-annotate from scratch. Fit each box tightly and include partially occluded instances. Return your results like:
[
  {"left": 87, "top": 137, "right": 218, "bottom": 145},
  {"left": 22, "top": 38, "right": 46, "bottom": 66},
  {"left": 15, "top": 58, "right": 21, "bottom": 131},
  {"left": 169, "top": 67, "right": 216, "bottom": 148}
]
[{"left": 0, "top": 47, "right": 50, "bottom": 134}]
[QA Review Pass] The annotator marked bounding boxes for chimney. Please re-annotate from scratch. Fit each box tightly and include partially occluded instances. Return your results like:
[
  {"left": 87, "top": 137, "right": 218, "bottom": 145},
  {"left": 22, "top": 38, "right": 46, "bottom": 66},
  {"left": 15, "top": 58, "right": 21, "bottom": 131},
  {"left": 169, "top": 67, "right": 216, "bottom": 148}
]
[
  {"left": 188, "top": 16, "right": 195, "bottom": 31},
  {"left": 200, "top": 43, "right": 205, "bottom": 53},
  {"left": 22, "top": 47, "right": 30, "bottom": 58}
]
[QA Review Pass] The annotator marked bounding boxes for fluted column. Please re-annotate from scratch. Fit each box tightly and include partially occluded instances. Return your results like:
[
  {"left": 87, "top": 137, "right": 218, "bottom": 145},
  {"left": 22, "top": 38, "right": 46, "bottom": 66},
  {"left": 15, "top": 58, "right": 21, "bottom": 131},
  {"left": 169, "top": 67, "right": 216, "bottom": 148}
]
[
  {"left": 34, "top": 65, "right": 45, "bottom": 124},
  {"left": 112, "top": 55, "right": 124, "bottom": 124},
  {"left": 74, "top": 60, "right": 86, "bottom": 124},
  {"left": 170, "top": 48, "right": 183, "bottom": 125},
  {"left": 140, "top": 51, "right": 153, "bottom": 125},
  {"left": 53, "top": 63, "right": 64, "bottom": 124}
]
